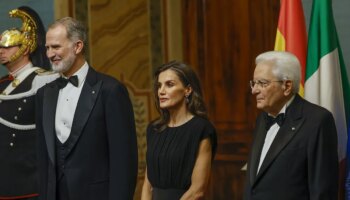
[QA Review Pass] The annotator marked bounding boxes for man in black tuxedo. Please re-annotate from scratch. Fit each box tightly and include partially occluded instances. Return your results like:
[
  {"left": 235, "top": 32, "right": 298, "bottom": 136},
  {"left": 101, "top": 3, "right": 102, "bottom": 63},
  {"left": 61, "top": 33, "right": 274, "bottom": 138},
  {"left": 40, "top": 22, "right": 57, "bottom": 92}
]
[
  {"left": 36, "top": 17, "right": 138, "bottom": 200},
  {"left": 244, "top": 51, "right": 338, "bottom": 200}
]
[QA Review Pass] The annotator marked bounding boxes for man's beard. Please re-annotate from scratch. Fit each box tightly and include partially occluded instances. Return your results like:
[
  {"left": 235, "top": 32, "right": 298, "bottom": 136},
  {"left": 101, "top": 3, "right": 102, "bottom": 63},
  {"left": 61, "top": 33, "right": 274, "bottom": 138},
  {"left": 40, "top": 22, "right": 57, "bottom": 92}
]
[{"left": 51, "top": 53, "right": 76, "bottom": 73}]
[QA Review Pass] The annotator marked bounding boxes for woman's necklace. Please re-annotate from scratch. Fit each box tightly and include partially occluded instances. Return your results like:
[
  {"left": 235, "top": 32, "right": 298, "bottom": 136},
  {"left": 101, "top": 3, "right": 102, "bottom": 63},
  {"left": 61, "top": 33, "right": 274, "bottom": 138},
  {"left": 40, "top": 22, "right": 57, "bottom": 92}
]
[{"left": 169, "top": 113, "right": 193, "bottom": 127}]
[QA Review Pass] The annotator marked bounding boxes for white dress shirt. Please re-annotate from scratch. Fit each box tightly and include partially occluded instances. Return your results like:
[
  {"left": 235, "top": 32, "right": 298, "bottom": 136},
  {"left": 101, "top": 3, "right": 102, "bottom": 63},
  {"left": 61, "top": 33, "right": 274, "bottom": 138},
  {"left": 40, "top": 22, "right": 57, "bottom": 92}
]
[
  {"left": 55, "top": 62, "right": 89, "bottom": 143},
  {"left": 257, "top": 95, "right": 295, "bottom": 174}
]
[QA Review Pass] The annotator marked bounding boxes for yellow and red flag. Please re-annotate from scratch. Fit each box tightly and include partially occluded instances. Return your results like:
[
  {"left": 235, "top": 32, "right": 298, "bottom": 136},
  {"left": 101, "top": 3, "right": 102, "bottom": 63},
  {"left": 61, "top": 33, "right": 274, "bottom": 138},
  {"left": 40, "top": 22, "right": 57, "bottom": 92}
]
[{"left": 274, "top": 0, "right": 307, "bottom": 96}]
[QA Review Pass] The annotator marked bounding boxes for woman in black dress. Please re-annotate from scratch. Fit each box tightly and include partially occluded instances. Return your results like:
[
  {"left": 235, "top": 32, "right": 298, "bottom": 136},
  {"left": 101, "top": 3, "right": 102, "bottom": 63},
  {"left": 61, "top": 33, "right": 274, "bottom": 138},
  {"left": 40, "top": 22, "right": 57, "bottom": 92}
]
[{"left": 141, "top": 61, "right": 217, "bottom": 200}]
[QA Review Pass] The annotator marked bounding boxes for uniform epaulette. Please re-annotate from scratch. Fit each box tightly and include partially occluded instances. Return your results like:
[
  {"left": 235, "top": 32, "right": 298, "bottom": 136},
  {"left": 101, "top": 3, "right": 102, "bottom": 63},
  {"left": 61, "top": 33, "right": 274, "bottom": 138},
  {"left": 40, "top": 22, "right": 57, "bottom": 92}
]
[{"left": 35, "top": 68, "right": 56, "bottom": 76}]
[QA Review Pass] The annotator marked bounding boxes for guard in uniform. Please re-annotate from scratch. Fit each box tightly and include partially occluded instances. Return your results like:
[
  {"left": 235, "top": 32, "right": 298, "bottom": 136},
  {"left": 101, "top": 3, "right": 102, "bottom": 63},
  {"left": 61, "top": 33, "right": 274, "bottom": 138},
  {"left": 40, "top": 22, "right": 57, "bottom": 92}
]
[{"left": 0, "top": 6, "right": 58, "bottom": 199}]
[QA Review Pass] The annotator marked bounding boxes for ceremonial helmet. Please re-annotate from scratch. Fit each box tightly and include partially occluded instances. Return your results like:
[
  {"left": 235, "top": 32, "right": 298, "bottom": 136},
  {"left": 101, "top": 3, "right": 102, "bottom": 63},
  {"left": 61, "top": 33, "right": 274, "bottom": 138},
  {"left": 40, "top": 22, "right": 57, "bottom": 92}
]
[{"left": 0, "top": 6, "right": 50, "bottom": 69}]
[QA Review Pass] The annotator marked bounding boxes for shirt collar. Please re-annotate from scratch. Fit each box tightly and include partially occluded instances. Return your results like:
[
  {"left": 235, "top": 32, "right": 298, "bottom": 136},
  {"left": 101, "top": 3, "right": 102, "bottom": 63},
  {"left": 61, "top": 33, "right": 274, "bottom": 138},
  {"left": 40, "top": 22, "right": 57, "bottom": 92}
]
[
  {"left": 268, "top": 94, "right": 295, "bottom": 116},
  {"left": 10, "top": 62, "right": 33, "bottom": 78},
  {"left": 279, "top": 95, "right": 295, "bottom": 114},
  {"left": 61, "top": 61, "right": 89, "bottom": 87}
]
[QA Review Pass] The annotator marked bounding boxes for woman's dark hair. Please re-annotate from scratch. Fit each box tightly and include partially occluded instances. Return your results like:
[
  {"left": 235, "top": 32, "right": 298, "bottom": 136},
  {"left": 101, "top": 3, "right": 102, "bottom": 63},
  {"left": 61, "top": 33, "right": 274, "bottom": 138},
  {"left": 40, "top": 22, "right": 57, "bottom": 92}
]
[{"left": 152, "top": 60, "right": 208, "bottom": 132}]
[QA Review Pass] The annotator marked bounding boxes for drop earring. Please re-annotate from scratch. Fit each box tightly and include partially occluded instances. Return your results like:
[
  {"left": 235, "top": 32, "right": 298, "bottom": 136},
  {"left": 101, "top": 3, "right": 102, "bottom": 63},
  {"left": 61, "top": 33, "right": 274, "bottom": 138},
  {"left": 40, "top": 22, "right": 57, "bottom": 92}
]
[{"left": 185, "top": 94, "right": 190, "bottom": 104}]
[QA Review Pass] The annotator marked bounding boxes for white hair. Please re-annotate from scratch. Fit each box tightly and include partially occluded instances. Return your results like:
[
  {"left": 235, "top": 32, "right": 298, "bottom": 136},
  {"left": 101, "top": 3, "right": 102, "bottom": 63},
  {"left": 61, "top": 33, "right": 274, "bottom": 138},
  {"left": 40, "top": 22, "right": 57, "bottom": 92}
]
[{"left": 255, "top": 51, "right": 301, "bottom": 94}]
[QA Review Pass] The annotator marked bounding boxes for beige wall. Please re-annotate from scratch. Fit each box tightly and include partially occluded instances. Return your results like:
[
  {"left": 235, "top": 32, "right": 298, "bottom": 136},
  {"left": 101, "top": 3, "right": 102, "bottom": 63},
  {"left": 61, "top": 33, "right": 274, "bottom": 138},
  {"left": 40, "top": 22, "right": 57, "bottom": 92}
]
[
  {"left": 163, "top": 0, "right": 183, "bottom": 62},
  {"left": 89, "top": 0, "right": 151, "bottom": 89},
  {"left": 54, "top": 0, "right": 72, "bottom": 19},
  {"left": 89, "top": 1, "right": 153, "bottom": 199}
]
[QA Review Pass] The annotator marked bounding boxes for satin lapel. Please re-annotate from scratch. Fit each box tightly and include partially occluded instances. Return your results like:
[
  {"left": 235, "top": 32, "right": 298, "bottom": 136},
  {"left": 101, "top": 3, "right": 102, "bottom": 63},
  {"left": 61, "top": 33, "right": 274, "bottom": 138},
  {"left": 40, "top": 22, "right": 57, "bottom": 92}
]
[
  {"left": 249, "top": 115, "right": 268, "bottom": 184},
  {"left": 42, "top": 83, "right": 60, "bottom": 166},
  {"left": 65, "top": 68, "right": 102, "bottom": 157},
  {"left": 254, "top": 95, "right": 305, "bottom": 185}
]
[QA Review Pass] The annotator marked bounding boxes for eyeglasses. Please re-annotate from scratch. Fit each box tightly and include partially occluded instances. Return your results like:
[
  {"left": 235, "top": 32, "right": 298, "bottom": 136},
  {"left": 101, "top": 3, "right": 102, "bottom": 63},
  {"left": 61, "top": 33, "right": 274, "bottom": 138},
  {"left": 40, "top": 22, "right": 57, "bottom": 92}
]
[{"left": 249, "top": 79, "right": 284, "bottom": 89}]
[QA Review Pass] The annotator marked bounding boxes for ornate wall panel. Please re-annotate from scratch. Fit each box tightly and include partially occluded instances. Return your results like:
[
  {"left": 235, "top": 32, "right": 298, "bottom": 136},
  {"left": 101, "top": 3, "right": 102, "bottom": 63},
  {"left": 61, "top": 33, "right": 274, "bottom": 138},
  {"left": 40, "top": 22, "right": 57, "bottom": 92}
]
[
  {"left": 89, "top": 0, "right": 151, "bottom": 90},
  {"left": 182, "top": 0, "right": 279, "bottom": 199},
  {"left": 89, "top": 0, "right": 156, "bottom": 199},
  {"left": 163, "top": 0, "right": 183, "bottom": 62},
  {"left": 54, "top": 0, "right": 74, "bottom": 19}
]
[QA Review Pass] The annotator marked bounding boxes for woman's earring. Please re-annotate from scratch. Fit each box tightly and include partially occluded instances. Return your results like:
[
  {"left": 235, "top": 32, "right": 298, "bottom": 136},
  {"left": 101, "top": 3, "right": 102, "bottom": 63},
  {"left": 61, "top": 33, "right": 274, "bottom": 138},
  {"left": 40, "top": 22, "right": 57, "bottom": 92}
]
[{"left": 185, "top": 94, "right": 190, "bottom": 104}]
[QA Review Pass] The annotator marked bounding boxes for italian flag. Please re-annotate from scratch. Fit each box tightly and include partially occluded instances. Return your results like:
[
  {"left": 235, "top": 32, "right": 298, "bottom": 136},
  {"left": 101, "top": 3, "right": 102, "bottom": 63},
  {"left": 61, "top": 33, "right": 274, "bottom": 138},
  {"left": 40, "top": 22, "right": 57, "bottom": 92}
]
[
  {"left": 274, "top": 0, "right": 307, "bottom": 96},
  {"left": 304, "top": 0, "right": 350, "bottom": 197}
]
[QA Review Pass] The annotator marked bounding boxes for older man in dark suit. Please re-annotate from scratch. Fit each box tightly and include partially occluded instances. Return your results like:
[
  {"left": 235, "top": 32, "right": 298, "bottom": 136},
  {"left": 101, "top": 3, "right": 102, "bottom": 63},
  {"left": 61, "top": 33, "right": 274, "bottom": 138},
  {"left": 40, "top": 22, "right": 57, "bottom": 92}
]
[
  {"left": 244, "top": 51, "right": 338, "bottom": 200},
  {"left": 36, "top": 17, "right": 137, "bottom": 200}
]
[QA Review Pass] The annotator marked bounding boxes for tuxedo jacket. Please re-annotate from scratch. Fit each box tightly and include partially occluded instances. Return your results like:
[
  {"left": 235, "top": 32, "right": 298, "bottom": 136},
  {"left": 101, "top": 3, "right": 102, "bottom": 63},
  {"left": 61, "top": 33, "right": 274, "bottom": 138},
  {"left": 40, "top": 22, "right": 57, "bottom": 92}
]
[
  {"left": 244, "top": 95, "right": 338, "bottom": 200},
  {"left": 36, "top": 67, "right": 138, "bottom": 200}
]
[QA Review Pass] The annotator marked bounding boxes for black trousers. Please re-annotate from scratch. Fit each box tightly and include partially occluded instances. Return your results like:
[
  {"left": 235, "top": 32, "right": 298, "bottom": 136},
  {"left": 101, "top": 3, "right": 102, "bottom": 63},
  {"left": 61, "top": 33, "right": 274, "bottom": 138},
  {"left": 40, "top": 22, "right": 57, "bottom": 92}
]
[{"left": 56, "top": 175, "right": 69, "bottom": 200}]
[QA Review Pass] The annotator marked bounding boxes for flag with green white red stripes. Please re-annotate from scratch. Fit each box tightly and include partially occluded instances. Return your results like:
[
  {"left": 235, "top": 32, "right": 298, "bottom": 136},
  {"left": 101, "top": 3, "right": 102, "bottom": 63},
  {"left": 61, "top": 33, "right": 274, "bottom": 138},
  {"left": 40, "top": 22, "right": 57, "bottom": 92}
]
[{"left": 304, "top": 1, "right": 350, "bottom": 196}]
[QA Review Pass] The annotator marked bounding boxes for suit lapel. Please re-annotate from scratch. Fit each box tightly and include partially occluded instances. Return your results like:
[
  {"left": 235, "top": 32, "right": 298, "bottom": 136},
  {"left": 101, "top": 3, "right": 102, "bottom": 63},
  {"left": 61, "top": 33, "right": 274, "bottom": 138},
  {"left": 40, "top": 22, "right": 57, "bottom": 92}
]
[
  {"left": 42, "top": 83, "right": 60, "bottom": 166},
  {"left": 64, "top": 67, "right": 102, "bottom": 157},
  {"left": 253, "top": 95, "right": 305, "bottom": 186},
  {"left": 249, "top": 115, "right": 268, "bottom": 184}
]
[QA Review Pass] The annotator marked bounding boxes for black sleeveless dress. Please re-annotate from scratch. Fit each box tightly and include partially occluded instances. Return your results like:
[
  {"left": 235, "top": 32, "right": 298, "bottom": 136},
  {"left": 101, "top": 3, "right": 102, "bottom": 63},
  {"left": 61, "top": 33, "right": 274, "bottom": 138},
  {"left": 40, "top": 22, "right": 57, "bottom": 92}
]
[{"left": 146, "top": 116, "right": 217, "bottom": 200}]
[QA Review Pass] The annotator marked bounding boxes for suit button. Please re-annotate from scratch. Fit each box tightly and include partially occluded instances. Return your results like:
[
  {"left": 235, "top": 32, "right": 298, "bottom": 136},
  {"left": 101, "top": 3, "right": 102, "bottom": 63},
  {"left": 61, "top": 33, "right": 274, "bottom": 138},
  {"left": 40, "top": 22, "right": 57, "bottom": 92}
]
[
  {"left": 14, "top": 116, "right": 18, "bottom": 120},
  {"left": 18, "top": 107, "right": 22, "bottom": 111},
  {"left": 10, "top": 142, "right": 14, "bottom": 147},
  {"left": 12, "top": 134, "right": 15, "bottom": 137},
  {"left": 23, "top": 99, "right": 27, "bottom": 103}
]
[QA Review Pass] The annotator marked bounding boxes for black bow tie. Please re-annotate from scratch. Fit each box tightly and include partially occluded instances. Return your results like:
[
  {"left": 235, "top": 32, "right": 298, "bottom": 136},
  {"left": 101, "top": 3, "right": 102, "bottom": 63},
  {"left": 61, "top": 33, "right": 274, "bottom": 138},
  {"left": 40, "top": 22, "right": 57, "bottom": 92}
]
[
  {"left": 265, "top": 113, "right": 285, "bottom": 130},
  {"left": 56, "top": 75, "right": 79, "bottom": 89}
]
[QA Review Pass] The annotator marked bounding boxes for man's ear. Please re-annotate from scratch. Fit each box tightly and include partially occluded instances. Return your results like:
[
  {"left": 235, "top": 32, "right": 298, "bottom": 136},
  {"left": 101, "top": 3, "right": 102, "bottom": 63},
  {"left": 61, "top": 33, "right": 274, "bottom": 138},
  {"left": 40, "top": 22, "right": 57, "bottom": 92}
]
[
  {"left": 22, "top": 46, "right": 30, "bottom": 56},
  {"left": 283, "top": 80, "right": 293, "bottom": 96},
  {"left": 74, "top": 40, "right": 84, "bottom": 54}
]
